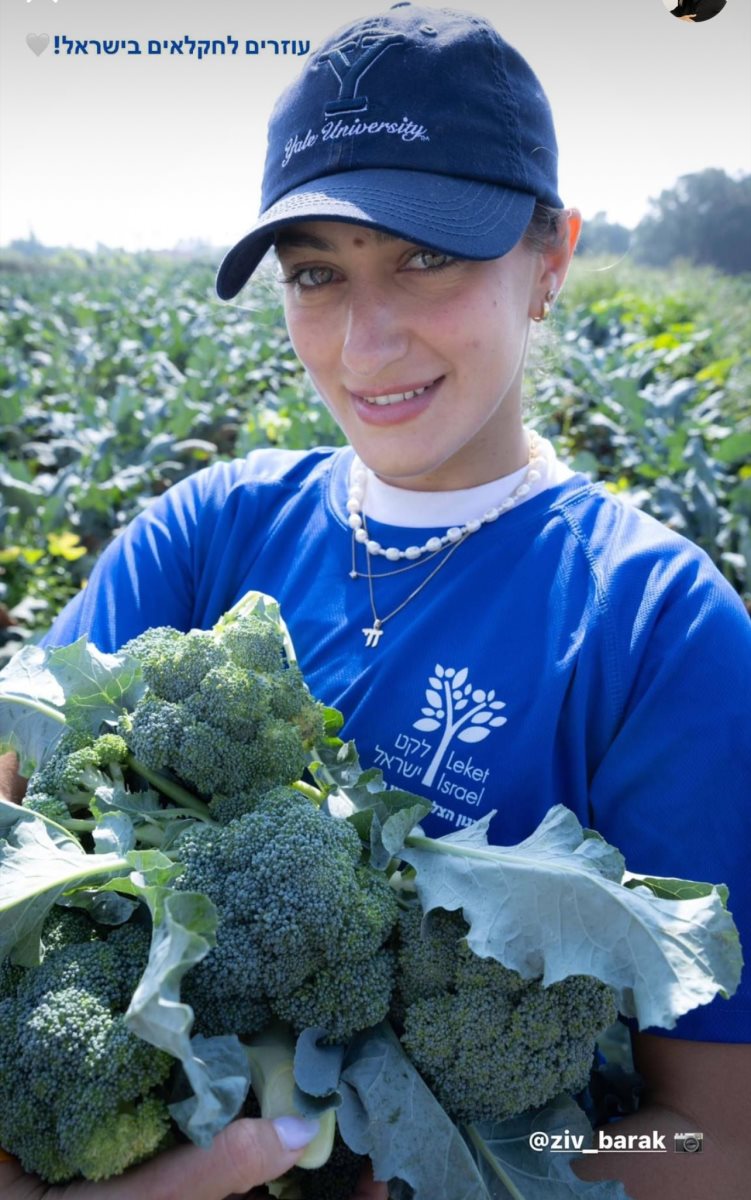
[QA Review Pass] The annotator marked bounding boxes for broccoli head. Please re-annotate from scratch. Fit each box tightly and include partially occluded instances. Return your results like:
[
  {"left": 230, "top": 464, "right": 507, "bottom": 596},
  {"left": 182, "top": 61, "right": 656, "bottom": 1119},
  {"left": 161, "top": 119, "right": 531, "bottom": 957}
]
[
  {"left": 0, "top": 910, "right": 174, "bottom": 1183},
  {"left": 396, "top": 905, "right": 618, "bottom": 1124},
  {"left": 118, "top": 616, "right": 325, "bottom": 814},
  {"left": 175, "top": 789, "right": 399, "bottom": 1042}
]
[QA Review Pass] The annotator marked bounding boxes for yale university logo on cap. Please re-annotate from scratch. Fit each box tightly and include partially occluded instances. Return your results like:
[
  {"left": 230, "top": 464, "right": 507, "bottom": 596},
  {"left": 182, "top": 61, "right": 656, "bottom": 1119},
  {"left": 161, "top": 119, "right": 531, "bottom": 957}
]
[
  {"left": 320, "top": 33, "right": 407, "bottom": 117},
  {"left": 280, "top": 27, "right": 431, "bottom": 171}
]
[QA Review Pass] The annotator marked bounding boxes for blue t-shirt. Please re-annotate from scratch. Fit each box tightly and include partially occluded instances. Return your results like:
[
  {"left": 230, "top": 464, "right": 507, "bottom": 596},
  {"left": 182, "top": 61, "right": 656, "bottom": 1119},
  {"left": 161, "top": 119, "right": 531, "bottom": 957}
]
[{"left": 43, "top": 447, "right": 751, "bottom": 1042}]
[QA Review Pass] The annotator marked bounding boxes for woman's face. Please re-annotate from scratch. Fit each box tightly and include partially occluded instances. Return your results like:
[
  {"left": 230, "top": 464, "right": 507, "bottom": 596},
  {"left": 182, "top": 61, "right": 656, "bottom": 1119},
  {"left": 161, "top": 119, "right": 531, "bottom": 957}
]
[{"left": 277, "top": 220, "right": 553, "bottom": 491}]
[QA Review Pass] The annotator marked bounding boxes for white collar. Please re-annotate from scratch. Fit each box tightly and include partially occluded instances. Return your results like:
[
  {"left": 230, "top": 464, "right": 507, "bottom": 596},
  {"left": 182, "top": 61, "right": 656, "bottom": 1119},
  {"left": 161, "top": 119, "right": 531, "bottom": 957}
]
[{"left": 355, "top": 436, "right": 572, "bottom": 528}]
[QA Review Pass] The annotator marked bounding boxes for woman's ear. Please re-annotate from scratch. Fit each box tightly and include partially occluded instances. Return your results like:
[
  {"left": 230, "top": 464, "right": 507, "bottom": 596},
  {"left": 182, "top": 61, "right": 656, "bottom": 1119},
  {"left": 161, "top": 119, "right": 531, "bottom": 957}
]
[
  {"left": 543, "top": 209, "right": 582, "bottom": 298},
  {"left": 529, "top": 210, "right": 582, "bottom": 322}
]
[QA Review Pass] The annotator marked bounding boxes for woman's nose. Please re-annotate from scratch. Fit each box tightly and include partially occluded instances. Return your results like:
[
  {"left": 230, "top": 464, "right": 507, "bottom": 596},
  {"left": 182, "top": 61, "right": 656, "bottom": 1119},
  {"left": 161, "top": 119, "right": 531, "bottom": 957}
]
[{"left": 340, "top": 285, "right": 410, "bottom": 378}]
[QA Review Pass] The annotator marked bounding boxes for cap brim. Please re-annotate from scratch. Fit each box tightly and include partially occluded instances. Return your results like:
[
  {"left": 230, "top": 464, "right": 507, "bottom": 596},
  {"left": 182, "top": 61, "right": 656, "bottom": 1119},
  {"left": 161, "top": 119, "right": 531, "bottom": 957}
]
[{"left": 215, "top": 169, "right": 536, "bottom": 300}]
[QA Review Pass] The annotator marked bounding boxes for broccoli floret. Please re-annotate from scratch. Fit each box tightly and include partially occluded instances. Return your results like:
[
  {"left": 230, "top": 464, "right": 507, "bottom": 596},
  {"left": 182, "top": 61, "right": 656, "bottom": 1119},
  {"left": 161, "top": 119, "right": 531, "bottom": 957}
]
[
  {"left": 178, "top": 718, "right": 262, "bottom": 797},
  {"left": 217, "top": 612, "right": 287, "bottom": 674},
  {"left": 185, "top": 661, "right": 272, "bottom": 740},
  {"left": 119, "top": 699, "right": 185, "bottom": 772},
  {"left": 23, "top": 731, "right": 129, "bottom": 815},
  {"left": 243, "top": 716, "right": 309, "bottom": 790},
  {"left": 207, "top": 788, "right": 262, "bottom": 824},
  {"left": 89, "top": 732, "right": 130, "bottom": 768},
  {"left": 0, "top": 911, "right": 174, "bottom": 1183},
  {"left": 175, "top": 791, "right": 399, "bottom": 1042},
  {"left": 0, "top": 960, "right": 25, "bottom": 1003},
  {"left": 118, "top": 615, "right": 325, "bottom": 810},
  {"left": 22, "top": 791, "right": 71, "bottom": 822},
  {"left": 73, "top": 1097, "right": 172, "bottom": 1182},
  {"left": 207, "top": 783, "right": 300, "bottom": 827},
  {"left": 395, "top": 904, "right": 469, "bottom": 1008},
  {"left": 41, "top": 906, "right": 104, "bottom": 954},
  {"left": 122, "top": 626, "right": 225, "bottom": 702},
  {"left": 397, "top": 905, "right": 618, "bottom": 1124},
  {"left": 273, "top": 949, "right": 395, "bottom": 1044}
]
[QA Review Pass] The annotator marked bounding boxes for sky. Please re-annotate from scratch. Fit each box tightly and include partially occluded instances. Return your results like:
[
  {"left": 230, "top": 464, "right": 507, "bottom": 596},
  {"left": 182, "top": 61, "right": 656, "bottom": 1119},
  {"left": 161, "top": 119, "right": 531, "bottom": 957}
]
[{"left": 0, "top": 0, "right": 749, "bottom": 252}]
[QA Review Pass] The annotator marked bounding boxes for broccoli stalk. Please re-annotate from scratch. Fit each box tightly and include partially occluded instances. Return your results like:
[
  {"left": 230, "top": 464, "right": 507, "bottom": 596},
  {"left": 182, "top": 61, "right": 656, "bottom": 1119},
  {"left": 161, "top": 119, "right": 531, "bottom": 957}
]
[
  {"left": 123, "top": 751, "right": 215, "bottom": 820},
  {"left": 245, "top": 1022, "right": 336, "bottom": 1172}
]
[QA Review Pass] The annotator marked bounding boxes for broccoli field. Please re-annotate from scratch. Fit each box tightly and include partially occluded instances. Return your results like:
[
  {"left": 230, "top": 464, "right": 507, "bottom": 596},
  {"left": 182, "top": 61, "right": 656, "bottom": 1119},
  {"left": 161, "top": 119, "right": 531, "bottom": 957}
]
[
  {"left": 1, "top": 251, "right": 749, "bottom": 667},
  {"left": 0, "top": 593, "right": 742, "bottom": 1198}
]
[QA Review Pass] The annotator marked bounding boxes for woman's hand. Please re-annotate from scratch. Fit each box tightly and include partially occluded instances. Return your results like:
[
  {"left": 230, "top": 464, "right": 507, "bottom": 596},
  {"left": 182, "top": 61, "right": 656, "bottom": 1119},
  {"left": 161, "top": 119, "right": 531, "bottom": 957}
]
[{"left": 0, "top": 1115, "right": 322, "bottom": 1200}]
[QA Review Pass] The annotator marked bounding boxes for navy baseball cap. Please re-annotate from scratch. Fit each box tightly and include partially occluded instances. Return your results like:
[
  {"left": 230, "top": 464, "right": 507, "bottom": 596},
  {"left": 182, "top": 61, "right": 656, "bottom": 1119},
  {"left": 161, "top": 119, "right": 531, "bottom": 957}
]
[{"left": 216, "top": 2, "right": 562, "bottom": 300}]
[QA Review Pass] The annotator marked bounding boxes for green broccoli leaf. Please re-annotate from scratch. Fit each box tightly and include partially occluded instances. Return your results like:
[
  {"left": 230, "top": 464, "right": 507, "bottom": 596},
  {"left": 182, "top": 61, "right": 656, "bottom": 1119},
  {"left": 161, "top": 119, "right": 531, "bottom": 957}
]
[
  {"left": 44, "top": 638, "right": 144, "bottom": 733},
  {"left": 369, "top": 802, "right": 432, "bottom": 870},
  {"left": 92, "top": 811, "right": 137, "bottom": 856},
  {"left": 313, "top": 730, "right": 431, "bottom": 865},
  {"left": 171, "top": 1033, "right": 254, "bottom": 1146},
  {"left": 54, "top": 848, "right": 181, "bottom": 926},
  {"left": 293, "top": 1027, "right": 346, "bottom": 1115},
  {"left": 58, "top": 887, "right": 139, "bottom": 926},
  {"left": 125, "top": 887, "right": 251, "bottom": 1146},
  {"left": 0, "top": 645, "right": 68, "bottom": 774},
  {"left": 0, "top": 639, "right": 144, "bottom": 774},
  {"left": 623, "top": 873, "right": 730, "bottom": 905},
  {"left": 90, "top": 783, "right": 163, "bottom": 821},
  {"left": 337, "top": 1022, "right": 489, "bottom": 1200},
  {"left": 400, "top": 805, "right": 742, "bottom": 1031},
  {"left": 0, "top": 798, "right": 130, "bottom": 966},
  {"left": 245, "top": 1023, "right": 337, "bottom": 1168},
  {"left": 465, "top": 1095, "right": 632, "bottom": 1199},
  {"left": 93, "top": 850, "right": 185, "bottom": 900}
]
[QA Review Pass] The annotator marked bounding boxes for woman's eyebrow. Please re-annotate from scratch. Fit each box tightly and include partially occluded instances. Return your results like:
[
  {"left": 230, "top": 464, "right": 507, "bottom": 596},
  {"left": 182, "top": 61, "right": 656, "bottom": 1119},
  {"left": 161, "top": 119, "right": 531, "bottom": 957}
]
[{"left": 274, "top": 229, "right": 401, "bottom": 252}]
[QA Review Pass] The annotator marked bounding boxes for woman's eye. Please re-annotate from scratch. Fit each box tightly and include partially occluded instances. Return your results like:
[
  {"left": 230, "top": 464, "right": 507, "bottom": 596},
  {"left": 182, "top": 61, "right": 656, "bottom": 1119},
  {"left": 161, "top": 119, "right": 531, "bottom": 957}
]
[
  {"left": 282, "top": 265, "right": 336, "bottom": 289},
  {"left": 407, "top": 249, "right": 455, "bottom": 271}
]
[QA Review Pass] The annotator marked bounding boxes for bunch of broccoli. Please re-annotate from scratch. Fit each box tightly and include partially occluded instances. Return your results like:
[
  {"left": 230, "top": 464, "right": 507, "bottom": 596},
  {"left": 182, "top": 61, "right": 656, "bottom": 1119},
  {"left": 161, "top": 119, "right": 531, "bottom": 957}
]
[
  {"left": 395, "top": 905, "right": 618, "bottom": 1124},
  {"left": 0, "top": 908, "right": 173, "bottom": 1182},
  {"left": 0, "top": 597, "right": 668, "bottom": 1198}
]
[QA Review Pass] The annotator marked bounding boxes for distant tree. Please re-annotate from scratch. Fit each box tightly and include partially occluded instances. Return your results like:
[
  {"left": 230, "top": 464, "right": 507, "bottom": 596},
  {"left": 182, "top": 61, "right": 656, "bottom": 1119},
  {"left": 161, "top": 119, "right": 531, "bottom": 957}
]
[
  {"left": 631, "top": 169, "right": 751, "bottom": 274},
  {"left": 577, "top": 212, "right": 632, "bottom": 258},
  {"left": 8, "top": 233, "right": 54, "bottom": 259}
]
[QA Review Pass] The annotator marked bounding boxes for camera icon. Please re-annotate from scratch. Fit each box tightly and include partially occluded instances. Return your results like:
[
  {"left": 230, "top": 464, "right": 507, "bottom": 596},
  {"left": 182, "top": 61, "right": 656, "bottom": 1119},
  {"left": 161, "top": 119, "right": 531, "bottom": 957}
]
[{"left": 674, "top": 1132, "right": 703, "bottom": 1153}]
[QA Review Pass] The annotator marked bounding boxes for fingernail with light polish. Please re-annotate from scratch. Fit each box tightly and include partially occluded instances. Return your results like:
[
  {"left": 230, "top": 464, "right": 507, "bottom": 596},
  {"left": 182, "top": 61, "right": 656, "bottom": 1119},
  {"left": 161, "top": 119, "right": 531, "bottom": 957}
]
[{"left": 273, "top": 1116, "right": 320, "bottom": 1150}]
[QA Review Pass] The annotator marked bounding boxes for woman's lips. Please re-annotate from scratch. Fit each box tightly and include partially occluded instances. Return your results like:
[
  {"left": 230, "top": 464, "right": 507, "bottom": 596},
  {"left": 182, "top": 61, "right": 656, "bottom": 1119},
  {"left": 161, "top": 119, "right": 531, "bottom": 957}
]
[{"left": 349, "top": 377, "right": 444, "bottom": 426}]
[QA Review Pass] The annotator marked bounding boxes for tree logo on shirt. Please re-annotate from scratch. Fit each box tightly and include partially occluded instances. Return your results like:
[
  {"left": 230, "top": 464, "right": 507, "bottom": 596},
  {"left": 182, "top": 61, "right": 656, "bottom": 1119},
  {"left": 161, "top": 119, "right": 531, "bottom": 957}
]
[{"left": 413, "top": 663, "right": 508, "bottom": 787}]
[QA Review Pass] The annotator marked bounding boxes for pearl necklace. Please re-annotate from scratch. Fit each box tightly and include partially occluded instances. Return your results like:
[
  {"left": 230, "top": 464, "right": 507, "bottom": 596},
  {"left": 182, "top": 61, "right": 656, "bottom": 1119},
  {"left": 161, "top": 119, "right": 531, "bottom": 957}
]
[{"left": 346, "top": 430, "right": 545, "bottom": 561}]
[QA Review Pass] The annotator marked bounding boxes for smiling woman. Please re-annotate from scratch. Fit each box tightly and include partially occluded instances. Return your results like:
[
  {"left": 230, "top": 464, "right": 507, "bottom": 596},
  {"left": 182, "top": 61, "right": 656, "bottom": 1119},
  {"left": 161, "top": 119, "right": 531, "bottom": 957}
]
[
  {"left": 2, "top": 3, "right": 751, "bottom": 1199},
  {"left": 273, "top": 219, "right": 577, "bottom": 491}
]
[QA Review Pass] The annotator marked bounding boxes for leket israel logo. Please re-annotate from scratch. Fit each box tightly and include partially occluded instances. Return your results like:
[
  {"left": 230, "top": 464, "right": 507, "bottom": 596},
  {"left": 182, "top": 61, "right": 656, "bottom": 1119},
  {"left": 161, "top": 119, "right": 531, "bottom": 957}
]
[{"left": 414, "top": 664, "right": 507, "bottom": 788}]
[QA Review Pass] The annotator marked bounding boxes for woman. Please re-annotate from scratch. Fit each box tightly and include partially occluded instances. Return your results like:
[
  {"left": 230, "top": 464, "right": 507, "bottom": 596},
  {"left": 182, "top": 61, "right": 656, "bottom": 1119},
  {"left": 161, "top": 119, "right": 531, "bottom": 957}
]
[{"left": 2, "top": 4, "right": 749, "bottom": 1198}]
